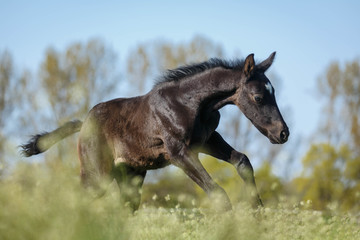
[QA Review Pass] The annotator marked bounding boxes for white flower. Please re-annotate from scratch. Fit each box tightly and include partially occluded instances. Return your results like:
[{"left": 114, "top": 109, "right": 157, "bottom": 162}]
[
  {"left": 165, "top": 194, "right": 171, "bottom": 201},
  {"left": 152, "top": 194, "right": 158, "bottom": 201}
]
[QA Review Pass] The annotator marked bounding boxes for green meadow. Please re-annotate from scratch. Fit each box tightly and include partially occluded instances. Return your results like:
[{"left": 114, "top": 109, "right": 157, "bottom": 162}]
[{"left": 1, "top": 162, "right": 359, "bottom": 240}]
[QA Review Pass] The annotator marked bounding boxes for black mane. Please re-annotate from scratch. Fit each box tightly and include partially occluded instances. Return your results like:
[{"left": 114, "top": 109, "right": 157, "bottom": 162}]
[{"left": 156, "top": 58, "right": 245, "bottom": 85}]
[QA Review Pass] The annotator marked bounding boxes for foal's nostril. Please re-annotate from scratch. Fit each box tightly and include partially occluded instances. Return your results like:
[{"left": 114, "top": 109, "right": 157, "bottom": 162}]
[{"left": 280, "top": 130, "right": 289, "bottom": 142}]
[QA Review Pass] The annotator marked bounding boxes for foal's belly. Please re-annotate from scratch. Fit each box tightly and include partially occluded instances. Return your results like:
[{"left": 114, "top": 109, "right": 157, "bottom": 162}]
[
  {"left": 113, "top": 138, "right": 170, "bottom": 170},
  {"left": 114, "top": 153, "right": 170, "bottom": 170}
]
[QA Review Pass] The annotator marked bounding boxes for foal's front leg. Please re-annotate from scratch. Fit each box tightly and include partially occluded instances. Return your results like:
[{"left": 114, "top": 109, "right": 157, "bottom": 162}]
[
  {"left": 167, "top": 142, "right": 232, "bottom": 211},
  {"left": 203, "top": 131, "right": 263, "bottom": 207}
]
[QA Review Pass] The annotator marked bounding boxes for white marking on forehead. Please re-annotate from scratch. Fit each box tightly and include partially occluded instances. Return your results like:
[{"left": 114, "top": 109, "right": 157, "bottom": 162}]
[{"left": 265, "top": 82, "right": 274, "bottom": 95}]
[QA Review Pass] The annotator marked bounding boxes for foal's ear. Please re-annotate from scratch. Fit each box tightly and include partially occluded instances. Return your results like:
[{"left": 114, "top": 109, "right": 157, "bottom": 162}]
[
  {"left": 244, "top": 53, "right": 255, "bottom": 77},
  {"left": 257, "top": 51, "right": 276, "bottom": 72}
]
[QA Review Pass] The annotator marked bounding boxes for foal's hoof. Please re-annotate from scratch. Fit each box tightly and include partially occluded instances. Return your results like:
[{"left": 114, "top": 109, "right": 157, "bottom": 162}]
[
  {"left": 214, "top": 198, "right": 233, "bottom": 212},
  {"left": 217, "top": 200, "right": 233, "bottom": 212},
  {"left": 205, "top": 191, "right": 233, "bottom": 212},
  {"left": 213, "top": 203, "right": 232, "bottom": 213}
]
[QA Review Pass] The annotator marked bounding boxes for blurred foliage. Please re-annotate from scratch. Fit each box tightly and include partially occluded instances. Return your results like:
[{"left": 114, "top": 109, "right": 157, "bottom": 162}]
[
  {"left": 142, "top": 170, "right": 198, "bottom": 209},
  {"left": 293, "top": 143, "right": 360, "bottom": 211},
  {"left": 0, "top": 50, "right": 33, "bottom": 174},
  {"left": 40, "top": 38, "right": 118, "bottom": 123},
  {"left": 0, "top": 161, "right": 131, "bottom": 240},
  {"left": 0, "top": 50, "right": 13, "bottom": 171},
  {"left": 294, "top": 59, "right": 360, "bottom": 211},
  {"left": 256, "top": 161, "right": 285, "bottom": 205},
  {"left": 1, "top": 161, "right": 360, "bottom": 240},
  {"left": 317, "top": 59, "right": 360, "bottom": 151}
]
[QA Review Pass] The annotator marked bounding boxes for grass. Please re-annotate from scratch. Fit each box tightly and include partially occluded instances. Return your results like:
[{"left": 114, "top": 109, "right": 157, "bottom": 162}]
[{"left": 1, "top": 161, "right": 359, "bottom": 240}]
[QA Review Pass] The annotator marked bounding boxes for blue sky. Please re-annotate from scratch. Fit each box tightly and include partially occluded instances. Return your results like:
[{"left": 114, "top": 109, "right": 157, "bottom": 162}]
[{"left": 1, "top": 0, "right": 360, "bottom": 160}]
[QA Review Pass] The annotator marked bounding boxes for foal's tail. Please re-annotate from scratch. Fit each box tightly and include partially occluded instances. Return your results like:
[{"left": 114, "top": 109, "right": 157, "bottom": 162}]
[{"left": 20, "top": 120, "right": 83, "bottom": 157}]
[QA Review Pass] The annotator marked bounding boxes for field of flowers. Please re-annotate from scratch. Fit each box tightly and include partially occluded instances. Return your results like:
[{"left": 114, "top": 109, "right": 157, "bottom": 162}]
[{"left": 1, "top": 162, "right": 359, "bottom": 240}]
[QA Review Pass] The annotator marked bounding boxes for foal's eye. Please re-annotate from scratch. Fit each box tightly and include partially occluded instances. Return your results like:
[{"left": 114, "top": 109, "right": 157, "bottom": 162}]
[{"left": 254, "top": 96, "right": 263, "bottom": 104}]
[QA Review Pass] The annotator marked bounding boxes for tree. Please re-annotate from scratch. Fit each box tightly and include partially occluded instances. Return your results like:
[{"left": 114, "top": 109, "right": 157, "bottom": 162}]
[
  {"left": 255, "top": 161, "right": 284, "bottom": 205},
  {"left": 294, "top": 144, "right": 344, "bottom": 210},
  {"left": 294, "top": 59, "right": 360, "bottom": 211},
  {"left": 317, "top": 59, "right": 360, "bottom": 152},
  {"left": 0, "top": 50, "right": 13, "bottom": 172},
  {"left": 38, "top": 39, "right": 119, "bottom": 161},
  {"left": 0, "top": 50, "right": 37, "bottom": 176},
  {"left": 40, "top": 39, "right": 118, "bottom": 122}
]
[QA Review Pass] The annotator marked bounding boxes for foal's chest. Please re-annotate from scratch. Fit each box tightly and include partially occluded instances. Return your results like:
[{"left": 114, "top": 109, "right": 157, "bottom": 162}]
[{"left": 190, "top": 111, "right": 220, "bottom": 145}]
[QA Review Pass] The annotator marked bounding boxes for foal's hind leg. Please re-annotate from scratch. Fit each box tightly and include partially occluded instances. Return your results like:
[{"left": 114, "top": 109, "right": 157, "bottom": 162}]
[
  {"left": 78, "top": 145, "right": 113, "bottom": 197},
  {"left": 112, "top": 163, "right": 147, "bottom": 211},
  {"left": 77, "top": 125, "right": 113, "bottom": 195},
  {"left": 203, "top": 131, "right": 263, "bottom": 207}
]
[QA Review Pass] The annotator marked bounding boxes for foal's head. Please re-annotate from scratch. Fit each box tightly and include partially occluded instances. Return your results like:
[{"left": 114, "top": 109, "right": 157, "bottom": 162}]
[{"left": 234, "top": 52, "right": 289, "bottom": 144}]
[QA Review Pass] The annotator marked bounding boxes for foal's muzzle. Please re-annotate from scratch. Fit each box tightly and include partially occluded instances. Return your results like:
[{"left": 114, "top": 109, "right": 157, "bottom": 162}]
[
  {"left": 279, "top": 127, "right": 289, "bottom": 143},
  {"left": 269, "top": 126, "right": 289, "bottom": 144}
]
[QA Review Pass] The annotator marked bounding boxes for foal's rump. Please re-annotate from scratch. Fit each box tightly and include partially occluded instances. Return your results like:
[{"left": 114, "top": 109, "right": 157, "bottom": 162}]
[{"left": 78, "top": 97, "right": 151, "bottom": 164}]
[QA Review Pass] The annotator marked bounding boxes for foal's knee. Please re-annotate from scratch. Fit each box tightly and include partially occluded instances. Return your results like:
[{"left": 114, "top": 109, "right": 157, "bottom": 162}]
[
  {"left": 231, "top": 151, "right": 263, "bottom": 207},
  {"left": 231, "top": 152, "right": 254, "bottom": 182}
]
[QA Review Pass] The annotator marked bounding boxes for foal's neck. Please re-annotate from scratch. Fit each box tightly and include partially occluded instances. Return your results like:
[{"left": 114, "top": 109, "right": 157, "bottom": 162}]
[{"left": 179, "top": 67, "right": 239, "bottom": 110}]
